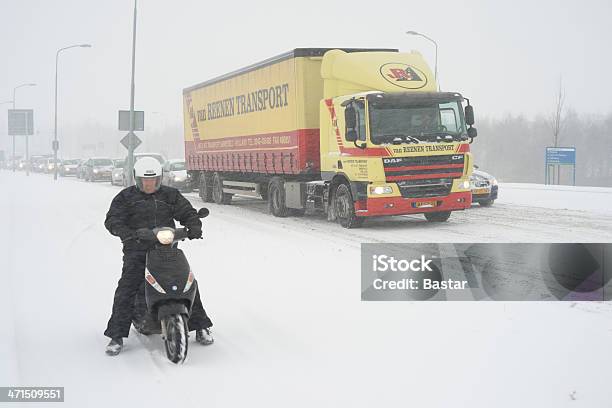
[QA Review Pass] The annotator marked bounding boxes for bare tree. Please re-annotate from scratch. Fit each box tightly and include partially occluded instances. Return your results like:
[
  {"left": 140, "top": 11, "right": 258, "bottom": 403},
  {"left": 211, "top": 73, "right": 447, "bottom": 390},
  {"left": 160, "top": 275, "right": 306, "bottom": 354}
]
[
  {"left": 547, "top": 77, "right": 566, "bottom": 184},
  {"left": 550, "top": 77, "right": 565, "bottom": 147}
]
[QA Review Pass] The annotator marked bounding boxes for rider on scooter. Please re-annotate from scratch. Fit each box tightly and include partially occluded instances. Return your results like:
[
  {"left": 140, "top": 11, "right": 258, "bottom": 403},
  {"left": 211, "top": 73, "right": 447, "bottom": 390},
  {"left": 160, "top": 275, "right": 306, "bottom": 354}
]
[{"left": 104, "top": 157, "right": 213, "bottom": 356}]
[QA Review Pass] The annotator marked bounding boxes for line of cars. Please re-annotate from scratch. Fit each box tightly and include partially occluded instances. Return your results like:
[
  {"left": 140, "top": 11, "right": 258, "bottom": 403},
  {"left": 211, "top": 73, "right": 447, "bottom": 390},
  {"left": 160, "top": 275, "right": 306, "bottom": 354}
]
[
  {"left": 5, "top": 152, "right": 194, "bottom": 193},
  {"left": 5, "top": 152, "right": 497, "bottom": 206},
  {"left": 69, "top": 153, "right": 193, "bottom": 192}
]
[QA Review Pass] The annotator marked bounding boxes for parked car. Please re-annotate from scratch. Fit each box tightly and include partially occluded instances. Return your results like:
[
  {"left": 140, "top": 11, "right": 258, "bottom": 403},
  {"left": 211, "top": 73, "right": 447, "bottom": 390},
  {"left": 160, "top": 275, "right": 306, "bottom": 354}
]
[
  {"left": 111, "top": 159, "right": 125, "bottom": 186},
  {"left": 470, "top": 165, "right": 498, "bottom": 207},
  {"left": 122, "top": 153, "right": 166, "bottom": 186},
  {"left": 59, "top": 159, "right": 81, "bottom": 177},
  {"left": 83, "top": 157, "right": 114, "bottom": 182},
  {"left": 162, "top": 159, "right": 192, "bottom": 192}
]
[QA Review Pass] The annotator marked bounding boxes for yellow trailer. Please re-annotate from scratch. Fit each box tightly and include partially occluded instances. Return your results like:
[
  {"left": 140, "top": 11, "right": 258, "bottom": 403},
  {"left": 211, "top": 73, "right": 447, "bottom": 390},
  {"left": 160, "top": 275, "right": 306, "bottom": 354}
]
[{"left": 183, "top": 48, "right": 478, "bottom": 227}]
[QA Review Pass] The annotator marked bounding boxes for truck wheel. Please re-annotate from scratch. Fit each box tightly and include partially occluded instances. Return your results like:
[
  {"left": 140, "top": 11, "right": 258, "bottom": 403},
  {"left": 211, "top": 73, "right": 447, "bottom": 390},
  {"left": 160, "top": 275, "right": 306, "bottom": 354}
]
[
  {"left": 212, "top": 173, "right": 232, "bottom": 204},
  {"left": 199, "top": 173, "right": 213, "bottom": 203},
  {"left": 333, "top": 183, "right": 364, "bottom": 228},
  {"left": 479, "top": 199, "right": 494, "bottom": 207},
  {"left": 268, "top": 177, "right": 289, "bottom": 217},
  {"left": 424, "top": 211, "right": 452, "bottom": 222}
]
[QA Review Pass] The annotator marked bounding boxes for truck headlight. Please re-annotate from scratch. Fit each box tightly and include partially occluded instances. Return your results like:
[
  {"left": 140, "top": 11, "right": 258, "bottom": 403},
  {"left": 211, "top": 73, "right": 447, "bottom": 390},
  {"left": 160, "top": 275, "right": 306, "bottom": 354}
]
[
  {"left": 460, "top": 180, "right": 471, "bottom": 189},
  {"left": 93, "top": 169, "right": 99, "bottom": 173},
  {"left": 369, "top": 186, "right": 393, "bottom": 195}
]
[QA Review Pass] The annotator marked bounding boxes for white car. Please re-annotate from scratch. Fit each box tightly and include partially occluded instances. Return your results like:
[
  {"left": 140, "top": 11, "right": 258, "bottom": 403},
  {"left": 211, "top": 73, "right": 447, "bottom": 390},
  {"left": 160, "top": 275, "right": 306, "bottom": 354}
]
[{"left": 162, "top": 159, "right": 192, "bottom": 192}]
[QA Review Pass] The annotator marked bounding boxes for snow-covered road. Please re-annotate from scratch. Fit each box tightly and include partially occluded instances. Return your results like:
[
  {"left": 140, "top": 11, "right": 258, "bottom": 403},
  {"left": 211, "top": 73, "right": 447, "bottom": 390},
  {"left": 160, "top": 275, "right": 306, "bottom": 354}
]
[{"left": 2, "top": 171, "right": 612, "bottom": 407}]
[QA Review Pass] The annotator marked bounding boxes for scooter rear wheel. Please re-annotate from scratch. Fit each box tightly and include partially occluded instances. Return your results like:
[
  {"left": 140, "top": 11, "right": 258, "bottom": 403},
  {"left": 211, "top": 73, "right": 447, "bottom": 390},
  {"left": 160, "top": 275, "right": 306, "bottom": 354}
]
[{"left": 163, "top": 314, "right": 189, "bottom": 364}]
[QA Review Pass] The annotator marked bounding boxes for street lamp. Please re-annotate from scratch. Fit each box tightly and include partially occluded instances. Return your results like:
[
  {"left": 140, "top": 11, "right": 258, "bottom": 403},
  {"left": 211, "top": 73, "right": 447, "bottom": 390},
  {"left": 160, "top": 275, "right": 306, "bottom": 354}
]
[
  {"left": 53, "top": 43, "right": 92, "bottom": 180},
  {"left": 406, "top": 31, "right": 439, "bottom": 90},
  {"left": 11, "top": 83, "right": 37, "bottom": 172},
  {"left": 1, "top": 101, "right": 14, "bottom": 170}
]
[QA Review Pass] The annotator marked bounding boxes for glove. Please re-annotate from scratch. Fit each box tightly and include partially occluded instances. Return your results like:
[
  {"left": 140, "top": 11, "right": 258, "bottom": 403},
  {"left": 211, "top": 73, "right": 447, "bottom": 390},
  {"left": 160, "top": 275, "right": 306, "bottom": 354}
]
[
  {"left": 136, "top": 228, "right": 156, "bottom": 242},
  {"left": 187, "top": 226, "right": 202, "bottom": 240}
]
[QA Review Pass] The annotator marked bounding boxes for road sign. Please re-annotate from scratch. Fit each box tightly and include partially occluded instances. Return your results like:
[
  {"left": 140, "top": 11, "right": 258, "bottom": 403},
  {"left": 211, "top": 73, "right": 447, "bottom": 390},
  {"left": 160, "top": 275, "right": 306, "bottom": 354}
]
[
  {"left": 118, "top": 110, "right": 144, "bottom": 131},
  {"left": 120, "top": 132, "right": 142, "bottom": 150},
  {"left": 8, "top": 109, "right": 34, "bottom": 136},
  {"left": 546, "top": 147, "right": 576, "bottom": 165},
  {"left": 545, "top": 146, "right": 576, "bottom": 186}
]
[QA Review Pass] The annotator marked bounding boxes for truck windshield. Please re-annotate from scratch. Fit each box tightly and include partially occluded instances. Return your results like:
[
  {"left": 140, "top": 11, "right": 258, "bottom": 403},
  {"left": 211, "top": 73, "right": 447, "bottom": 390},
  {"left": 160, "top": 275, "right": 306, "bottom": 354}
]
[{"left": 368, "top": 97, "right": 466, "bottom": 144}]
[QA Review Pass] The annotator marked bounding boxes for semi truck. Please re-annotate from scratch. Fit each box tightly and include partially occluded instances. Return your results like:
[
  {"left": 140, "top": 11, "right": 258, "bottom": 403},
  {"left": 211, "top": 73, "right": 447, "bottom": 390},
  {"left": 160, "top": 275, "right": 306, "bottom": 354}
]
[{"left": 183, "top": 48, "right": 478, "bottom": 228}]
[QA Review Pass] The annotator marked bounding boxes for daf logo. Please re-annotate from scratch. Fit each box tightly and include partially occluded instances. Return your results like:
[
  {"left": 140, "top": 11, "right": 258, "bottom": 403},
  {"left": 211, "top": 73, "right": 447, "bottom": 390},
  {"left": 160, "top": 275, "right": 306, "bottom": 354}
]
[
  {"left": 451, "top": 155, "right": 463, "bottom": 160},
  {"left": 383, "top": 158, "right": 402, "bottom": 164}
]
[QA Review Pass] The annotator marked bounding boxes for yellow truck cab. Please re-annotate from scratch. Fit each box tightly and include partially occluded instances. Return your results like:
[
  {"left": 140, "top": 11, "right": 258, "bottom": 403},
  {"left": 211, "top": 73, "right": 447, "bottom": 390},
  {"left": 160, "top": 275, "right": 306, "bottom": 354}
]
[{"left": 183, "top": 48, "right": 477, "bottom": 228}]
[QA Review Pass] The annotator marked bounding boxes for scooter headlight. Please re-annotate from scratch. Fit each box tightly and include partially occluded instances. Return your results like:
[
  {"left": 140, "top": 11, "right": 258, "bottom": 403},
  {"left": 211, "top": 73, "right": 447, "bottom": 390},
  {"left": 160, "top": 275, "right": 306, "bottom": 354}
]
[
  {"left": 183, "top": 270, "right": 195, "bottom": 293},
  {"left": 156, "top": 230, "right": 175, "bottom": 245}
]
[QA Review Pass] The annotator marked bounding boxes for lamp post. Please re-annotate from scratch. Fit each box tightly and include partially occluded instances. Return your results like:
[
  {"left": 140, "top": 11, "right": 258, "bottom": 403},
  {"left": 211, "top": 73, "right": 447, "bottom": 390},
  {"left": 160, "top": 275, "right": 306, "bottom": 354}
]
[
  {"left": 1, "top": 100, "right": 14, "bottom": 170},
  {"left": 11, "top": 83, "right": 36, "bottom": 173},
  {"left": 406, "top": 31, "right": 439, "bottom": 90},
  {"left": 54, "top": 43, "right": 91, "bottom": 180}
]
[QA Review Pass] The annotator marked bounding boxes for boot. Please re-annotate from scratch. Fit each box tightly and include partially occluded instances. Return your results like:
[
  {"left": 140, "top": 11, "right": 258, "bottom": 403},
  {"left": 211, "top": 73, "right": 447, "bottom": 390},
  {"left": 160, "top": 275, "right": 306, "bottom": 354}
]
[
  {"left": 105, "top": 337, "right": 123, "bottom": 356},
  {"left": 195, "top": 328, "right": 214, "bottom": 345}
]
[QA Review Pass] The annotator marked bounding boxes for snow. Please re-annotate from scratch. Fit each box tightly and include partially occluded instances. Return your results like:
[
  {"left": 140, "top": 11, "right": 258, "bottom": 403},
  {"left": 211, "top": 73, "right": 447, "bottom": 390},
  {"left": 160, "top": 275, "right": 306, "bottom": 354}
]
[
  {"left": 498, "top": 183, "right": 612, "bottom": 216},
  {"left": 2, "top": 171, "right": 612, "bottom": 407}
]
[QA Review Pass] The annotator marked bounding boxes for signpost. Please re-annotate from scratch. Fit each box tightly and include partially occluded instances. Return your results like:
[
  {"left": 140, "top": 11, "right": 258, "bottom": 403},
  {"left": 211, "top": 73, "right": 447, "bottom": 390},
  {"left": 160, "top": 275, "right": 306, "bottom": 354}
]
[
  {"left": 545, "top": 147, "right": 576, "bottom": 186},
  {"left": 118, "top": 110, "right": 144, "bottom": 131},
  {"left": 8, "top": 109, "right": 34, "bottom": 175},
  {"left": 122, "top": 0, "right": 140, "bottom": 187}
]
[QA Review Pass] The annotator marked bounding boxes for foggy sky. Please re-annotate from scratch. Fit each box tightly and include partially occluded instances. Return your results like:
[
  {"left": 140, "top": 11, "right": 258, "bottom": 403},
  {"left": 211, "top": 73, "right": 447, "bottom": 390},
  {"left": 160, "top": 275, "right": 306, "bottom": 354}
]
[{"left": 1, "top": 0, "right": 611, "bottom": 156}]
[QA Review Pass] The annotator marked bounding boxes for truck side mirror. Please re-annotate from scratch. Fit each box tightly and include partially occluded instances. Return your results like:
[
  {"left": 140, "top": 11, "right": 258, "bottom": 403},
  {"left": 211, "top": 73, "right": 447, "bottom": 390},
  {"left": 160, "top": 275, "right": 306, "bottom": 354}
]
[
  {"left": 198, "top": 208, "right": 210, "bottom": 218},
  {"left": 467, "top": 127, "right": 478, "bottom": 138},
  {"left": 345, "top": 105, "right": 357, "bottom": 129},
  {"left": 465, "top": 105, "right": 475, "bottom": 126}
]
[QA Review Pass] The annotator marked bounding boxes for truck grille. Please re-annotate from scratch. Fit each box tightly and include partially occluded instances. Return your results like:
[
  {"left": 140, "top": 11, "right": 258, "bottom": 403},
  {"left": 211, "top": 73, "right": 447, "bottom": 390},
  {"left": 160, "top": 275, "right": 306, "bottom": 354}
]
[
  {"left": 383, "top": 154, "right": 465, "bottom": 198},
  {"left": 394, "top": 179, "right": 453, "bottom": 198}
]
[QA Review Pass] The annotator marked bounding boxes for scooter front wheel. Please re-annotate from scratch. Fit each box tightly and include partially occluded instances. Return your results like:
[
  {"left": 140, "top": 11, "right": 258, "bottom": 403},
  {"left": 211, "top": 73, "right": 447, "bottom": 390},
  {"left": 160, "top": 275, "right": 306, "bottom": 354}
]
[{"left": 163, "top": 314, "right": 189, "bottom": 364}]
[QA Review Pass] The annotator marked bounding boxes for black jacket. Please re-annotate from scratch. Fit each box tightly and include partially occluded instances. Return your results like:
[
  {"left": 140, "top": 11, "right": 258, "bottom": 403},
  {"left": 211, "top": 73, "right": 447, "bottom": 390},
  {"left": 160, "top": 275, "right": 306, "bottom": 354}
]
[{"left": 105, "top": 185, "right": 201, "bottom": 246}]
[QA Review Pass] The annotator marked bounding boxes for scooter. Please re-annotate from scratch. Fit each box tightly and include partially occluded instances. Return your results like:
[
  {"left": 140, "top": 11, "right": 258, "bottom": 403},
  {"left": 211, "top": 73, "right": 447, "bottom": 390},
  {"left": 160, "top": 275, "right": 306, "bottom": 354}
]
[{"left": 132, "top": 207, "right": 209, "bottom": 364}]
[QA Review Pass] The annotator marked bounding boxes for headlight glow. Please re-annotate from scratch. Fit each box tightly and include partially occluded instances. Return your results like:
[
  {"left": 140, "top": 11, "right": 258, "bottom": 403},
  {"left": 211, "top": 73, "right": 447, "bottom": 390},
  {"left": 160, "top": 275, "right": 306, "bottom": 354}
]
[
  {"left": 491, "top": 179, "right": 498, "bottom": 186},
  {"left": 370, "top": 186, "right": 393, "bottom": 195},
  {"left": 461, "top": 180, "right": 471, "bottom": 189},
  {"left": 156, "top": 230, "right": 175, "bottom": 244}
]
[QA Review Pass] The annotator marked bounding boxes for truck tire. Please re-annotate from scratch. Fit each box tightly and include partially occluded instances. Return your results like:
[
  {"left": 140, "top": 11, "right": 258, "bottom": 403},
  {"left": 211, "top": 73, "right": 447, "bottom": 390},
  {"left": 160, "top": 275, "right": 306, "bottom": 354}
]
[
  {"left": 199, "top": 172, "right": 213, "bottom": 203},
  {"left": 424, "top": 211, "right": 451, "bottom": 222},
  {"left": 479, "top": 199, "right": 494, "bottom": 207},
  {"left": 333, "top": 183, "right": 364, "bottom": 228},
  {"left": 212, "top": 172, "right": 232, "bottom": 205},
  {"left": 268, "top": 177, "right": 289, "bottom": 217}
]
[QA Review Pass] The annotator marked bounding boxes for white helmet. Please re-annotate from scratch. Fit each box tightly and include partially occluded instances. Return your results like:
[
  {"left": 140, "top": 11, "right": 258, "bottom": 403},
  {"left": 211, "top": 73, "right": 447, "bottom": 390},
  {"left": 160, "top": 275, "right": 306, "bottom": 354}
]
[{"left": 133, "top": 157, "right": 163, "bottom": 192}]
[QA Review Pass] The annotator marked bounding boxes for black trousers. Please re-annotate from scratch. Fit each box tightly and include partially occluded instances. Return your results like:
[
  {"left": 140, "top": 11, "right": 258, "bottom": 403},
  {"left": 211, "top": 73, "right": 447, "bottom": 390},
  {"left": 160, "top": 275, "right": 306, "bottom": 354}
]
[{"left": 104, "top": 246, "right": 212, "bottom": 339}]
